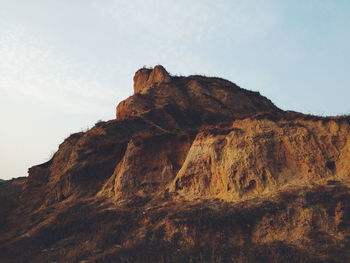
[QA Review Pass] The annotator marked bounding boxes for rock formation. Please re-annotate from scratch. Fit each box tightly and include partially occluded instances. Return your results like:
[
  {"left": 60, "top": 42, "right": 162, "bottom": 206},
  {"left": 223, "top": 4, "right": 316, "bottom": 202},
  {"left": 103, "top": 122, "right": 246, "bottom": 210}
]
[
  {"left": 133, "top": 65, "right": 171, "bottom": 94},
  {"left": 0, "top": 66, "right": 349, "bottom": 263}
]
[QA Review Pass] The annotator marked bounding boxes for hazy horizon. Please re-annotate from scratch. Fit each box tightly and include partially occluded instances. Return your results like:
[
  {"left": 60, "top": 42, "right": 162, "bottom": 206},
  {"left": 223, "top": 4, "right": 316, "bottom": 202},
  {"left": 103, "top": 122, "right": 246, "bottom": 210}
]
[{"left": 1, "top": 0, "right": 350, "bottom": 180}]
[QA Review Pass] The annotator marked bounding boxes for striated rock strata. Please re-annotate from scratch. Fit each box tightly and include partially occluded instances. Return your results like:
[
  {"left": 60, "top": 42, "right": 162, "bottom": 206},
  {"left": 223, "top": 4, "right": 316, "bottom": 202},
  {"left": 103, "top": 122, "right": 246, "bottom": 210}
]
[{"left": 1, "top": 66, "right": 349, "bottom": 263}]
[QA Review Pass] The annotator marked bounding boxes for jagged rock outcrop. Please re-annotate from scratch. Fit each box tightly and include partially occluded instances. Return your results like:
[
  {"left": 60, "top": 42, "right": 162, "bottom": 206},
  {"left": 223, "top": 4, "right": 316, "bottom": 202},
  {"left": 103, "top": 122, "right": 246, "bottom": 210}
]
[
  {"left": 133, "top": 65, "right": 171, "bottom": 94},
  {"left": 1, "top": 66, "right": 349, "bottom": 263}
]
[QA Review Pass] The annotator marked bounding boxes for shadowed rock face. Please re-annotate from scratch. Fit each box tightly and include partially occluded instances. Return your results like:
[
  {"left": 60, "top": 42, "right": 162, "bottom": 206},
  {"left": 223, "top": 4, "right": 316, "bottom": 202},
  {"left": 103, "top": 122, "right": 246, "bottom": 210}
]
[{"left": 1, "top": 66, "right": 350, "bottom": 263}]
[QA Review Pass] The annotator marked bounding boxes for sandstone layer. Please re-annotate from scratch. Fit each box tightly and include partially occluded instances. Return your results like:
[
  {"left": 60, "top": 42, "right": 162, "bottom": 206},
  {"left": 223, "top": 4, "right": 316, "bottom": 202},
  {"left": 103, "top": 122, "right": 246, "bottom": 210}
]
[{"left": 0, "top": 66, "right": 349, "bottom": 263}]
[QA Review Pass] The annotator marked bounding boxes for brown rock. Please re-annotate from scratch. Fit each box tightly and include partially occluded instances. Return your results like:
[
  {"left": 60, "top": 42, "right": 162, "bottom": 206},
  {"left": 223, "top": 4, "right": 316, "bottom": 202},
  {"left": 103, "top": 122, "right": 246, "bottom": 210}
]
[
  {"left": 118, "top": 69, "right": 281, "bottom": 120},
  {"left": 1, "top": 66, "right": 350, "bottom": 263},
  {"left": 133, "top": 65, "right": 171, "bottom": 94}
]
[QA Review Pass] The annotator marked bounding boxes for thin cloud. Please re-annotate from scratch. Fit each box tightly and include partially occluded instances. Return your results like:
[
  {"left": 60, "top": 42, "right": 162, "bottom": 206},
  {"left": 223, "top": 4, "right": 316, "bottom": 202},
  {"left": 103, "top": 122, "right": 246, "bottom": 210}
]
[
  {"left": 92, "top": 0, "right": 279, "bottom": 42},
  {"left": 0, "top": 24, "right": 117, "bottom": 114}
]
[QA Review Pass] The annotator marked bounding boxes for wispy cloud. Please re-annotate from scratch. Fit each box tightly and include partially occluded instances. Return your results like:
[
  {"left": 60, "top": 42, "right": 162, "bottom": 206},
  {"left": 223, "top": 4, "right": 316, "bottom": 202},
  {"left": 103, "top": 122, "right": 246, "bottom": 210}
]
[
  {"left": 92, "top": 0, "right": 278, "bottom": 42},
  {"left": 90, "top": 0, "right": 280, "bottom": 76},
  {"left": 0, "top": 24, "right": 117, "bottom": 114}
]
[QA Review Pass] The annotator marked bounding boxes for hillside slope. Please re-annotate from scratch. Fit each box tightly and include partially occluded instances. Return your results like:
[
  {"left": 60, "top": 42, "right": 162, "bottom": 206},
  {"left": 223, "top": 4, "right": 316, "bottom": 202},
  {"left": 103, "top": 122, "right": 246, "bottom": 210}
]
[{"left": 0, "top": 66, "right": 349, "bottom": 263}]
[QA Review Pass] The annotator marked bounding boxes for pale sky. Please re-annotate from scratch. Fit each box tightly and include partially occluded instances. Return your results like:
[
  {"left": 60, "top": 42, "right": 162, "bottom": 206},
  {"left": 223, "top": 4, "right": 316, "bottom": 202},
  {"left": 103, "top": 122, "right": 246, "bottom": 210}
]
[{"left": 0, "top": 0, "right": 349, "bottom": 180}]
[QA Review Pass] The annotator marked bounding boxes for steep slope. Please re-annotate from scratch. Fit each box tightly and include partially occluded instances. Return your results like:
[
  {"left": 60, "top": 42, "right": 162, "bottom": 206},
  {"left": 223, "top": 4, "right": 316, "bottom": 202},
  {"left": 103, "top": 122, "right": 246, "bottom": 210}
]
[{"left": 0, "top": 66, "right": 349, "bottom": 263}]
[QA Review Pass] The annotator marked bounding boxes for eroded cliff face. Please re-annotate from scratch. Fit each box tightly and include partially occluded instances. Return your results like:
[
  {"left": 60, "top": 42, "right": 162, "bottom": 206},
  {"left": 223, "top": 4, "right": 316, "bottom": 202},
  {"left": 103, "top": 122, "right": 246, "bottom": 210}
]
[
  {"left": 1, "top": 66, "right": 349, "bottom": 263},
  {"left": 168, "top": 118, "right": 350, "bottom": 201},
  {"left": 109, "top": 66, "right": 350, "bottom": 204}
]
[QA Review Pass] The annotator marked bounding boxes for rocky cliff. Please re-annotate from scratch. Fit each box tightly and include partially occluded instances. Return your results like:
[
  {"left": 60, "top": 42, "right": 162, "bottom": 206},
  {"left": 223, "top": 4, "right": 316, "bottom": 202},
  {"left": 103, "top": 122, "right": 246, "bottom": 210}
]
[{"left": 1, "top": 66, "right": 349, "bottom": 263}]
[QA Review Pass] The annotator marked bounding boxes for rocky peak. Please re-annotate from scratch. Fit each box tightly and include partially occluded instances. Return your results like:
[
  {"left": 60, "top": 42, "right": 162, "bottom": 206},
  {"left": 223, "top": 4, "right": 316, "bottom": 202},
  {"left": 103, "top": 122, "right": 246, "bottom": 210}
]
[
  {"left": 133, "top": 65, "right": 171, "bottom": 94},
  {"left": 118, "top": 66, "right": 282, "bottom": 121}
]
